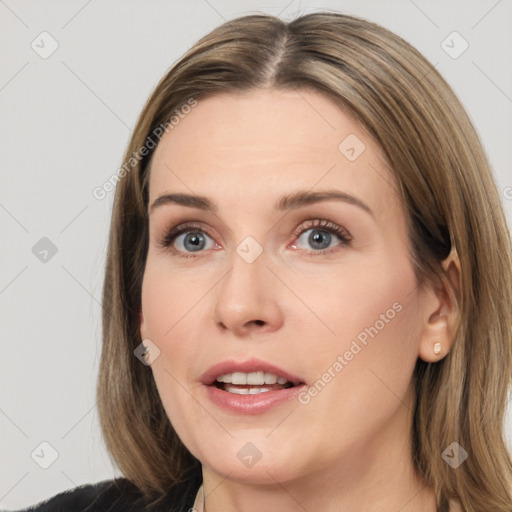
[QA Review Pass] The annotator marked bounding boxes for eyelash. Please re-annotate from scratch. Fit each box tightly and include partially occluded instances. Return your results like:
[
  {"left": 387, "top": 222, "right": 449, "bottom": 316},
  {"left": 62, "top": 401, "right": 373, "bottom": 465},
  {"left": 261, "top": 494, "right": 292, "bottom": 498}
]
[{"left": 156, "top": 219, "right": 352, "bottom": 259}]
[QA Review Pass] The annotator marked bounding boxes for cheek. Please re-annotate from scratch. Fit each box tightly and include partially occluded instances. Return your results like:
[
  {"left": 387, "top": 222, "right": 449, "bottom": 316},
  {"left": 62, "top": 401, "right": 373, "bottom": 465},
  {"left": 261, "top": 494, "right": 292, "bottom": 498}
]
[
  {"left": 282, "top": 250, "right": 417, "bottom": 349},
  {"left": 141, "top": 276, "right": 204, "bottom": 453},
  {"left": 292, "top": 252, "right": 421, "bottom": 404},
  {"left": 149, "top": 366, "right": 207, "bottom": 461},
  {"left": 140, "top": 269, "right": 203, "bottom": 399},
  {"left": 297, "top": 271, "right": 422, "bottom": 433},
  {"left": 140, "top": 261, "right": 207, "bottom": 340}
]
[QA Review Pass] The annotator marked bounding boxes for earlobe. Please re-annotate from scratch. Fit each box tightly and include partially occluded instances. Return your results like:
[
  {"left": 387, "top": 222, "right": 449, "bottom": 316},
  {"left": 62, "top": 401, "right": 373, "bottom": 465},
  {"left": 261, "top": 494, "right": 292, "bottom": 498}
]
[{"left": 418, "top": 249, "right": 461, "bottom": 363}]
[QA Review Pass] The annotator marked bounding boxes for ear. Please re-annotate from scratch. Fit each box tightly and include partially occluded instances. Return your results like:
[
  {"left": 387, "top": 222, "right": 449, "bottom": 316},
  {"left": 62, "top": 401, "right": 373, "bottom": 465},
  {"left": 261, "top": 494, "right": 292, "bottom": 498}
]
[{"left": 418, "top": 249, "right": 461, "bottom": 362}]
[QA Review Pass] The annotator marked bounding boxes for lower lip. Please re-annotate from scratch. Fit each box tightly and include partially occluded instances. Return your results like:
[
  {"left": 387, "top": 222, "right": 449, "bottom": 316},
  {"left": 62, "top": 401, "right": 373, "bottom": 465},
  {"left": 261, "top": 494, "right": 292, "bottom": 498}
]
[{"left": 204, "top": 384, "right": 306, "bottom": 415}]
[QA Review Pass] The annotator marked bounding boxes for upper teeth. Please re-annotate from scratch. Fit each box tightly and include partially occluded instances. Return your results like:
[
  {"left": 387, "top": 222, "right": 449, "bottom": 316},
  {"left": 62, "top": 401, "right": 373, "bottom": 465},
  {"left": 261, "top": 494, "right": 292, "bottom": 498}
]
[{"left": 216, "top": 371, "right": 289, "bottom": 385}]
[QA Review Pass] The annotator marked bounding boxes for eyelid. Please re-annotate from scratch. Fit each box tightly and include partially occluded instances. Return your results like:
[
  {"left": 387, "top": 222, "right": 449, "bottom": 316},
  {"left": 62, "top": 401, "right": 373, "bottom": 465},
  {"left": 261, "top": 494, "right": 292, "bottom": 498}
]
[
  {"left": 156, "top": 218, "right": 352, "bottom": 256},
  {"left": 156, "top": 221, "right": 218, "bottom": 250},
  {"left": 291, "top": 218, "right": 352, "bottom": 241}
]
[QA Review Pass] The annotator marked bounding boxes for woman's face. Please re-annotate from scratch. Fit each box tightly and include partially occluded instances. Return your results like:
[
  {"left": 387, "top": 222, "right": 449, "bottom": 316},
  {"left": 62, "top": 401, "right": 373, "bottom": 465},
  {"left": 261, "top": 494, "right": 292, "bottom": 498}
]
[{"left": 140, "top": 88, "right": 433, "bottom": 485}]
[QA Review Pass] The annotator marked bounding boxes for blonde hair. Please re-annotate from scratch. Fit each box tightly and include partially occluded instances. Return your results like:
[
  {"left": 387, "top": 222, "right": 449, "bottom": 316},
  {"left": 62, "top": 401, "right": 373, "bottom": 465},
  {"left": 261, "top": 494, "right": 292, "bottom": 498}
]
[{"left": 97, "top": 12, "right": 512, "bottom": 511}]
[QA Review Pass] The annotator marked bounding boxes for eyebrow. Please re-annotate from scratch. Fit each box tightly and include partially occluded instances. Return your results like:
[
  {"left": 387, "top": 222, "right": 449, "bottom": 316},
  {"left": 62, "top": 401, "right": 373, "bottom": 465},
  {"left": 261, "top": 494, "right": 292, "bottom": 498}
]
[{"left": 149, "top": 190, "right": 373, "bottom": 217}]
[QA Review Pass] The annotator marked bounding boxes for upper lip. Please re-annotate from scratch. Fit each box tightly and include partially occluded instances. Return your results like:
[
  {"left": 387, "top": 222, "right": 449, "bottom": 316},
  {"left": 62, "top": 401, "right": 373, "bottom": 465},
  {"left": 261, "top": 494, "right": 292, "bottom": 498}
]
[{"left": 200, "top": 358, "right": 305, "bottom": 386}]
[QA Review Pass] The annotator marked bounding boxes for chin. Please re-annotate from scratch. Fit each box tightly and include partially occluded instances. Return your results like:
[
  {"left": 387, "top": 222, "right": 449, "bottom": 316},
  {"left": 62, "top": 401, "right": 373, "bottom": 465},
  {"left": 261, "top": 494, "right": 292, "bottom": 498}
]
[
  {"left": 185, "top": 431, "right": 302, "bottom": 480},
  {"left": 203, "top": 455, "right": 301, "bottom": 486}
]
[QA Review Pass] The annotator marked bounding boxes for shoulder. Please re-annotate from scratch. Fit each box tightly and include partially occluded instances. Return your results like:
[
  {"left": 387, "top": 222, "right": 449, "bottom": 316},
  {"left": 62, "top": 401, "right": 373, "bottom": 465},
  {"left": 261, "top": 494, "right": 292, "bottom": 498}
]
[
  {"left": 14, "top": 478, "right": 145, "bottom": 512},
  {"left": 14, "top": 473, "right": 201, "bottom": 512}
]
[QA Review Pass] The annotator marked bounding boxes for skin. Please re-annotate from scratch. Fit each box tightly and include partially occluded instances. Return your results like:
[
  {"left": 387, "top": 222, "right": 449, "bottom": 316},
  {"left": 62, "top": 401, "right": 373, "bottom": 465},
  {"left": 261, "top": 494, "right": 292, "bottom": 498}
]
[{"left": 139, "top": 88, "right": 460, "bottom": 512}]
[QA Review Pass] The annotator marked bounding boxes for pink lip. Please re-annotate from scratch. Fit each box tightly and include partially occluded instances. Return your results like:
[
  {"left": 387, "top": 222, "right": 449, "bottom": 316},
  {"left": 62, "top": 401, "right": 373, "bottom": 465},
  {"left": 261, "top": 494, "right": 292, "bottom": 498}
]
[{"left": 200, "top": 358, "right": 306, "bottom": 415}]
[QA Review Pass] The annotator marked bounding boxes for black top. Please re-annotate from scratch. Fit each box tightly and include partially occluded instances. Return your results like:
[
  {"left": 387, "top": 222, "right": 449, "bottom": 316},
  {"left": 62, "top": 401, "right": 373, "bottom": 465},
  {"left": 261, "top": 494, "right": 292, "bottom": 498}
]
[
  {"left": 11, "top": 469, "right": 455, "bottom": 512},
  {"left": 12, "top": 469, "right": 202, "bottom": 512}
]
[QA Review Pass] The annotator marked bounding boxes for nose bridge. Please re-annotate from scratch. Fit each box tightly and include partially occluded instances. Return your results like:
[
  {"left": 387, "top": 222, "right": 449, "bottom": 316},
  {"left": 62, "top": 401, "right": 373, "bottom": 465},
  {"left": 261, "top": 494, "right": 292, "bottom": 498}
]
[
  {"left": 216, "top": 242, "right": 267, "bottom": 314},
  {"left": 213, "top": 238, "right": 282, "bottom": 334}
]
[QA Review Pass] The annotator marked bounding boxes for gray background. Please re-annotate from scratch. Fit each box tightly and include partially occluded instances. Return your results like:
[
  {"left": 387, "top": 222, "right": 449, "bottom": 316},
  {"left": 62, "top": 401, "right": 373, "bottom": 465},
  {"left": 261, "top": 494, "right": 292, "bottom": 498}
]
[{"left": 1, "top": 0, "right": 511, "bottom": 509}]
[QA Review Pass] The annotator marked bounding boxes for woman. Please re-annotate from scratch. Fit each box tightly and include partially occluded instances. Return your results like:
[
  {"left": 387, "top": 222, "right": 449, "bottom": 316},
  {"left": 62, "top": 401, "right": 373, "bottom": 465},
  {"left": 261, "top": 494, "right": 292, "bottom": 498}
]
[{"left": 19, "top": 11, "right": 512, "bottom": 512}]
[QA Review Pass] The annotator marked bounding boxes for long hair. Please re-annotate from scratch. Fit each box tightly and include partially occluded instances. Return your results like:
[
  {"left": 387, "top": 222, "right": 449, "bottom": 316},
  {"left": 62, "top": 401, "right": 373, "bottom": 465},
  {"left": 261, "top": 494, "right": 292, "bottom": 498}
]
[{"left": 97, "top": 12, "right": 512, "bottom": 511}]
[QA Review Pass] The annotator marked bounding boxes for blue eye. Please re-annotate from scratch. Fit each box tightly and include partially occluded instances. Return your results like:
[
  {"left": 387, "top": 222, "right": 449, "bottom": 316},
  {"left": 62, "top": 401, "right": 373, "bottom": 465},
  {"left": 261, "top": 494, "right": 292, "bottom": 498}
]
[
  {"left": 157, "top": 222, "right": 219, "bottom": 258},
  {"left": 157, "top": 219, "right": 352, "bottom": 258},
  {"left": 174, "top": 231, "right": 214, "bottom": 253},
  {"left": 297, "top": 229, "right": 337, "bottom": 251},
  {"left": 292, "top": 219, "right": 352, "bottom": 255}
]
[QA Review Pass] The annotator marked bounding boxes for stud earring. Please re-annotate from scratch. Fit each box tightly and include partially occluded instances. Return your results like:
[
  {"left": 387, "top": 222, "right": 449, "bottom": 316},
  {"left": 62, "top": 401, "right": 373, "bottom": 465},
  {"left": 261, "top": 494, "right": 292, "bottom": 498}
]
[{"left": 433, "top": 342, "right": 442, "bottom": 356}]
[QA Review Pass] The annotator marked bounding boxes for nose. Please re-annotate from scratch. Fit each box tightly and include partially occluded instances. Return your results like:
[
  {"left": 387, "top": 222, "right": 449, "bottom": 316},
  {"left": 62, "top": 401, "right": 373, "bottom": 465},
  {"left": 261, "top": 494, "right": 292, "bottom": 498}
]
[{"left": 212, "top": 249, "right": 284, "bottom": 337}]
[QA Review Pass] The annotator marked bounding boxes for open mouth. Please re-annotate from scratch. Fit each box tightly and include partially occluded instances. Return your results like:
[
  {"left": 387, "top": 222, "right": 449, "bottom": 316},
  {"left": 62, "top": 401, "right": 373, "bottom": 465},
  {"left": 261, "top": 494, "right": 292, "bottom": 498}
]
[
  {"left": 202, "top": 361, "right": 306, "bottom": 413},
  {"left": 212, "top": 371, "right": 302, "bottom": 395}
]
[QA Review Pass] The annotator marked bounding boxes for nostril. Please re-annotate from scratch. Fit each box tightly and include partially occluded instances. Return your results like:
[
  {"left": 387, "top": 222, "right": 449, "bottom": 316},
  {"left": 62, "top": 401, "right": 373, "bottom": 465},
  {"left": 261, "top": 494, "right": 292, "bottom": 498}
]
[{"left": 253, "top": 320, "right": 265, "bottom": 326}]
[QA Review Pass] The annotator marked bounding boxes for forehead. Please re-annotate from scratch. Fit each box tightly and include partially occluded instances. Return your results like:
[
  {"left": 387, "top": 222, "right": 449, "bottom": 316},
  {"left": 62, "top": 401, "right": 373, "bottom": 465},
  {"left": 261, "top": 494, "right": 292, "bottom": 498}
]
[{"left": 147, "top": 88, "right": 399, "bottom": 217}]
